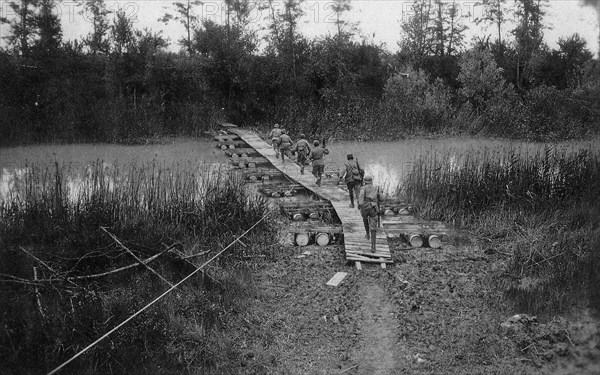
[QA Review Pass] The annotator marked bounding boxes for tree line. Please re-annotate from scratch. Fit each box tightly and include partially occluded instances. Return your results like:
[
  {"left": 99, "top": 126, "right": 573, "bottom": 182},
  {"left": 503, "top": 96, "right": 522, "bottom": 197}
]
[{"left": 0, "top": 0, "right": 599, "bottom": 145}]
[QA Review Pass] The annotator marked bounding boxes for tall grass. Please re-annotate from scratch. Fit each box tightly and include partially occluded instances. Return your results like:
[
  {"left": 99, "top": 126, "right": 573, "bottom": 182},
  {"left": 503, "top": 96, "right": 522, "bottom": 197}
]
[
  {"left": 0, "top": 160, "right": 277, "bottom": 374},
  {"left": 401, "top": 146, "right": 600, "bottom": 314}
]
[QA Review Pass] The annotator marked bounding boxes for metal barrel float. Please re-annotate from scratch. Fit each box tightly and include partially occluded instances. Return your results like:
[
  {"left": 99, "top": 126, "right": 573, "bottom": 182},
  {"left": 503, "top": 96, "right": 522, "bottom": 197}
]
[
  {"left": 315, "top": 233, "right": 330, "bottom": 247},
  {"left": 398, "top": 208, "right": 410, "bottom": 215},
  {"left": 428, "top": 235, "right": 442, "bottom": 249},
  {"left": 295, "top": 233, "right": 310, "bottom": 247},
  {"left": 409, "top": 233, "right": 423, "bottom": 248}
]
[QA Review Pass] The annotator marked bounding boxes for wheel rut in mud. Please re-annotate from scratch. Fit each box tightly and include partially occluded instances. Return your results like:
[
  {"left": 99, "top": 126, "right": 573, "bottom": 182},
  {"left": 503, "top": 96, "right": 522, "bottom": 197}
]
[{"left": 350, "top": 272, "right": 402, "bottom": 374}]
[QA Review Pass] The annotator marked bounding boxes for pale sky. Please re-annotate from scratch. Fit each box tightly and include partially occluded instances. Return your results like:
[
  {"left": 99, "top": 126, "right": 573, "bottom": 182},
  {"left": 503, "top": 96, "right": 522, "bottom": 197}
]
[{"left": 0, "top": 0, "right": 598, "bottom": 56}]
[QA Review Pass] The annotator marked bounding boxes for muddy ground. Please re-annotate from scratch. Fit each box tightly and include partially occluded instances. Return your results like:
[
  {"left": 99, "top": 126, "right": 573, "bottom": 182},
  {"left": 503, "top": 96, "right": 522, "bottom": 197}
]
[{"left": 221, "top": 237, "right": 599, "bottom": 375}]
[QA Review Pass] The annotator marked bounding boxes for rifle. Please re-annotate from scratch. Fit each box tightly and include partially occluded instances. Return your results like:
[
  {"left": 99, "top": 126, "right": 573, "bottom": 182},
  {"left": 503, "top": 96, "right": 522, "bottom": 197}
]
[
  {"left": 356, "top": 157, "right": 364, "bottom": 186},
  {"left": 377, "top": 188, "right": 381, "bottom": 229}
]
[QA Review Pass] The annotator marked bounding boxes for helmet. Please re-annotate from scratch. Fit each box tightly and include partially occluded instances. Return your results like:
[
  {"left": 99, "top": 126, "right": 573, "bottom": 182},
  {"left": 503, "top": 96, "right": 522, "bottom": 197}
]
[
  {"left": 299, "top": 133, "right": 305, "bottom": 139},
  {"left": 313, "top": 140, "right": 320, "bottom": 146},
  {"left": 274, "top": 123, "right": 280, "bottom": 128},
  {"left": 363, "top": 175, "right": 373, "bottom": 183},
  {"left": 347, "top": 154, "right": 354, "bottom": 160}
]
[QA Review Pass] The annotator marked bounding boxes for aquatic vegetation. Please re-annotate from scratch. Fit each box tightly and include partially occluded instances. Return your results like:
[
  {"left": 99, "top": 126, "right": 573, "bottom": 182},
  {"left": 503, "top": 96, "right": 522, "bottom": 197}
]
[
  {"left": 0, "top": 160, "right": 277, "bottom": 374},
  {"left": 401, "top": 146, "right": 600, "bottom": 314},
  {"left": 402, "top": 146, "right": 600, "bottom": 225}
]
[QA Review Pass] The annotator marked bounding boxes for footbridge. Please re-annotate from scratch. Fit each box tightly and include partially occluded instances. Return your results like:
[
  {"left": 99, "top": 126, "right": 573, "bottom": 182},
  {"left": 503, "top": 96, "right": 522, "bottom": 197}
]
[{"left": 218, "top": 123, "right": 450, "bottom": 269}]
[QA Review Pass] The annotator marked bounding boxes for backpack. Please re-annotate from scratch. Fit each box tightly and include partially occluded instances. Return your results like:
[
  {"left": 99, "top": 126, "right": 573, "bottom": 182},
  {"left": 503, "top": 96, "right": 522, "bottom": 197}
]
[{"left": 297, "top": 140, "right": 308, "bottom": 152}]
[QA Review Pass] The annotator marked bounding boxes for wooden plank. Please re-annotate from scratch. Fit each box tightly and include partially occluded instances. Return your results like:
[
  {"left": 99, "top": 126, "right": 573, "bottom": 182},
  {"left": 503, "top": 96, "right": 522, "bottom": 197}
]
[
  {"left": 348, "top": 257, "right": 392, "bottom": 264},
  {"left": 346, "top": 252, "right": 391, "bottom": 257},
  {"left": 226, "top": 126, "right": 442, "bottom": 268},
  {"left": 287, "top": 226, "right": 343, "bottom": 234},
  {"left": 383, "top": 228, "right": 448, "bottom": 236},
  {"left": 326, "top": 272, "right": 348, "bottom": 286}
]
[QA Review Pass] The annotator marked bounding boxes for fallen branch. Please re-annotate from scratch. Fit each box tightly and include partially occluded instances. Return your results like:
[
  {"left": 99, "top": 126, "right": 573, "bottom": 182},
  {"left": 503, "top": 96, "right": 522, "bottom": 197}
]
[
  {"left": 0, "top": 273, "right": 44, "bottom": 287},
  {"left": 18, "top": 246, "right": 56, "bottom": 273},
  {"left": 101, "top": 227, "right": 174, "bottom": 287},
  {"left": 168, "top": 246, "right": 222, "bottom": 285},
  {"left": 65, "top": 249, "right": 170, "bottom": 281},
  {"left": 33, "top": 267, "right": 47, "bottom": 320},
  {"left": 2, "top": 248, "right": 176, "bottom": 284}
]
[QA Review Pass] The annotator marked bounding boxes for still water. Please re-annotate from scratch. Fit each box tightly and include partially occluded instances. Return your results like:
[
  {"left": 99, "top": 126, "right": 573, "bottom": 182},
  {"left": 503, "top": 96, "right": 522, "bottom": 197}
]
[
  {"left": 327, "top": 137, "right": 600, "bottom": 192},
  {"left": 1, "top": 136, "right": 598, "bottom": 201}
]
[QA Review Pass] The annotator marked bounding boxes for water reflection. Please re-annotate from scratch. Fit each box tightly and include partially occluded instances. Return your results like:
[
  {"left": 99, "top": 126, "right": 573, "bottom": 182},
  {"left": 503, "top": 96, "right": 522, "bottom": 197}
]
[
  {"left": 1, "top": 137, "right": 598, "bottom": 201},
  {"left": 326, "top": 137, "right": 599, "bottom": 194},
  {"left": 0, "top": 162, "right": 228, "bottom": 204},
  {"left": 0, "top": 138, "right": 228, "bottom": 204}
]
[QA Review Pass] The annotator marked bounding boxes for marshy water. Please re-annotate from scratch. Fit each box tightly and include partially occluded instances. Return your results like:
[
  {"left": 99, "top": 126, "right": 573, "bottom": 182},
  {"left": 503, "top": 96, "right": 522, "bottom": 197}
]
[
  {"left": 0, "top": 138, "right": 225, "bottom": 203},
  {"left": 328, "top": 137, "right": 599, "bottom": 193},
  {"left": 1, "top": 136, "right": 599, "bottom": 202}
]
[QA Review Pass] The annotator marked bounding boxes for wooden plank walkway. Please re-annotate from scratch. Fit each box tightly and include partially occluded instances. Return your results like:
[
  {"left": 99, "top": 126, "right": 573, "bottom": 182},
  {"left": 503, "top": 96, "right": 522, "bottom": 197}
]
[{"left": 226, "top": 125, "right": 393, "bottom": 267}]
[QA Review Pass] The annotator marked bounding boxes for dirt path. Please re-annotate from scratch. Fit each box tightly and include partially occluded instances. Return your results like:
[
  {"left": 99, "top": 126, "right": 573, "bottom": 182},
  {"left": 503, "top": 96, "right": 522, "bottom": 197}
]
[{"left": 350, "top": 272, "right": 402, "bottom": 374}]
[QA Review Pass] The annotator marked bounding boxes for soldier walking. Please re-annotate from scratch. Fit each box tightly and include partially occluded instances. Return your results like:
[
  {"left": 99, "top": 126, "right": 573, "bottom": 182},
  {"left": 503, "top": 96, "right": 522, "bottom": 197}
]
[
  {"left": 339, "top": 154, "right": 364, "bottom": 208},
  {"left": 278, "top": 129, "right": 293, "bottom": 162},
  {"left": 269, "top": 123, "right": 283, "bottom": 158},
  {"left": 293, "top": 133, "right": 311, "bottom": 174},
  {"left": 308, "top": 140, "right": 329, "bottom": 186},
  {"left": 358, "top": 175, "right": 382, "bottom": 253}
]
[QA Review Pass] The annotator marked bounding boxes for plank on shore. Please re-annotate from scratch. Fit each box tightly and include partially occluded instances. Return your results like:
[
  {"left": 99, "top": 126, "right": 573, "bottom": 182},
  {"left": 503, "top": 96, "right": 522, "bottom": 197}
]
[
  {"left": 347, "top": 256, "right": 392, "bottom": 264},
  {"left": 326, "top": 272, "right": 348, "bottom": 286}
]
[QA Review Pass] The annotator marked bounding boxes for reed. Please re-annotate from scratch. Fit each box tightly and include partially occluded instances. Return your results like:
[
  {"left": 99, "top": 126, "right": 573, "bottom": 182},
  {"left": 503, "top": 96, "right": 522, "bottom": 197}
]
[
  {"left": 401, "top": 146, "right": 600, "bottom": 314},
  {"left": 0, "top": 160, "right": 277, "bottom": 374}
]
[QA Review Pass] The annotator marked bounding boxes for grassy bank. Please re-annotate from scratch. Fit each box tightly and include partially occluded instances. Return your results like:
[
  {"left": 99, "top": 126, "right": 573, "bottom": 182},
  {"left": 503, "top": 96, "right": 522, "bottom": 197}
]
[
  {"left": 400, "top": 146, "right": 600, "bottom": 315},
  {"left": 0, "top": 161, "right": 277, "bottom": 374}
]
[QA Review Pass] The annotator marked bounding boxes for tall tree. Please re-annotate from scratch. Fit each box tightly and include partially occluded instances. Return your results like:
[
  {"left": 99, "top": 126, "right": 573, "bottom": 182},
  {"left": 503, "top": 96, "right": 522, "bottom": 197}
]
[
  {"left": 80, "top": 0, "right": 111, "bottom": 54},
  {"left": 476, "top": 0, "right": 510, "bottom": 48},
  {"left": 159, "top": 0, "right": 202, "bottom": 55},
  {"left": 458, "top": 48, "right": 511, "bottom": 113},
  {"left": 32, "top": 0, "right": 62, "bottom": 58},
  {"left": 445, "top": 0, "right": 466, "bottom": 56},
  {"left": 262, "top": 0, "right": 282, "bottom": 50},
  {"left": 111, "top": 10, "right": 134, "bottom": 55},
  {"left": 1, "top": 0, "right": 39, "bottom": 56},
  {"left": 331, "top": 0, "right": 353, "bottom": 39},
  {"left": 536, "top": 33, "right": 594, "bottom": 88},
  {"left": 193, "top": 19, "right": 256, "bottom": 118},
  {"left": 225, "top": 0, "right": 253, "bottom": 27},
  {"left": 429, "top": 0, "right": 466, "bottom": 56},
  {"left": 399, "top": 0, "right": 433, "bottom": 66},
  {"left": 279, "top": 0, "right": 304, "bottom": 78},
  {"left": 511, "top": 0, "right": 546, "bottom": 89}
]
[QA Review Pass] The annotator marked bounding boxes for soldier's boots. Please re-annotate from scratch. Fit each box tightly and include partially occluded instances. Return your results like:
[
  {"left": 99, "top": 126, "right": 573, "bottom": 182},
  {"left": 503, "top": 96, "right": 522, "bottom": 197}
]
[{"left": 370, "top": 231, "right": 377, "bottom": 253}]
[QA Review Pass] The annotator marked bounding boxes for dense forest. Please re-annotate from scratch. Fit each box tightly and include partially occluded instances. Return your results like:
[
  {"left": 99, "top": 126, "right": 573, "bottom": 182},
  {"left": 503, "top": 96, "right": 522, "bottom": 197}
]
[{"left": 1, "top": 0, "right": 599, "bottom": 145}]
